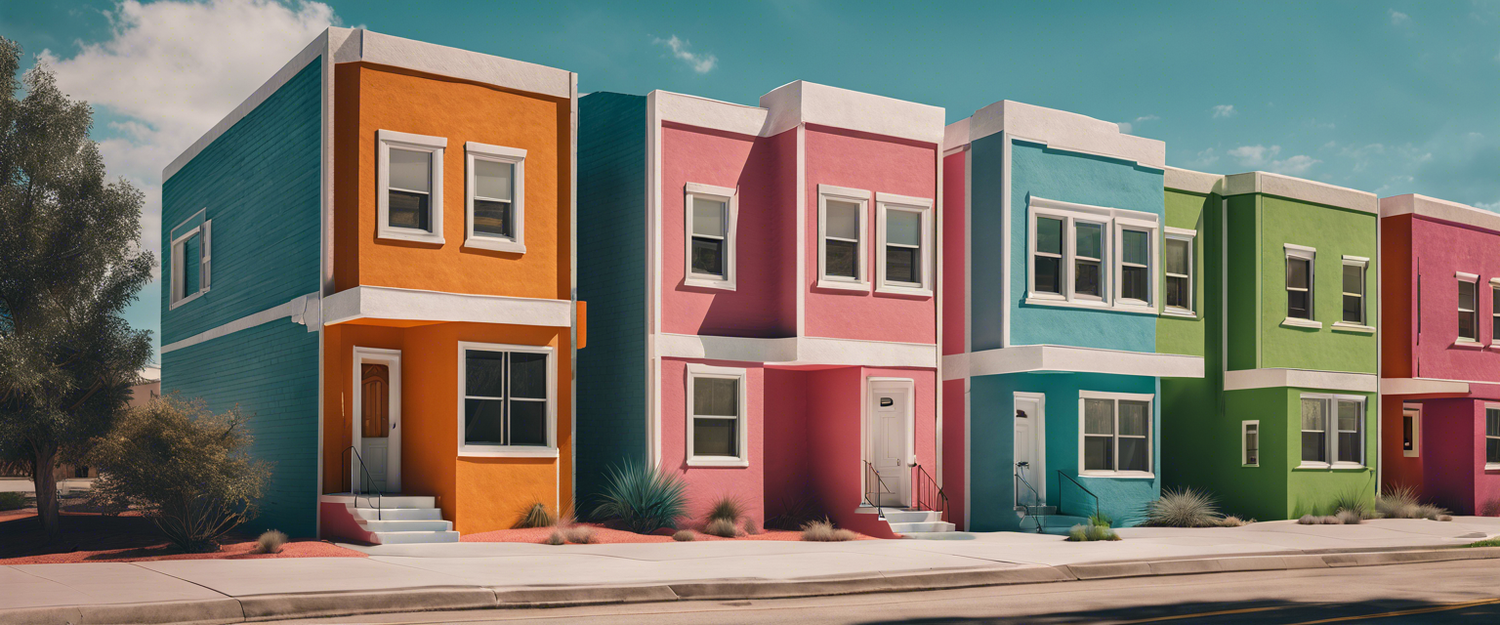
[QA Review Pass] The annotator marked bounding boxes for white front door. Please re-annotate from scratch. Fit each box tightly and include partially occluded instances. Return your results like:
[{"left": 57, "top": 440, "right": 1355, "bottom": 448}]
[
  {"left": 1014, "top": 393, "right": 1045, "bottom": 508},
  {"left": 867, "top": 379, "right": 912, "bottom": 507},
  {"left": 352, "top": 347, "right": 401, "bottom": 494}
]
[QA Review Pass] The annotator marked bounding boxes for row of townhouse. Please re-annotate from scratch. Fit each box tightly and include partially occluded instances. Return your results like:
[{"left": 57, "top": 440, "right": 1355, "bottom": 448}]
[{"left": 159, "top": 29, "right": 1498, "bottom": 543}]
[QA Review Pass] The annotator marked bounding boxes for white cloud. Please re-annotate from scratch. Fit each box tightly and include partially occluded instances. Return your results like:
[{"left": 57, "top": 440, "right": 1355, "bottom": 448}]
[
  {"left": 652, "top": 35, "right": 717, "bottom": 74},
  {"left": 1118, "top": 115, "right": 1159, "bottom": 134},
  {"left": 1228, "top": 144, "right": 1320, "bottom": 175},
  {"left": 38, "top": 0, "right": 336, "bottom": 268},
  {"left": 1389, "top": 9, "right": 1410, "bottom": 25},
  {"left": 1211, "top": 104, "right": 1235, "bottom": 119},
  {"left": 1190, "top": 147, "right": 1219, "bottom": 167}
]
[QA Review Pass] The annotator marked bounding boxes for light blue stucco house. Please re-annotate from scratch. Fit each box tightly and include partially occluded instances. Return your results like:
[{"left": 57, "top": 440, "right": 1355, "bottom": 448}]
[{"left": 940, "top": 101, "right": 1204, "bottom": 531}]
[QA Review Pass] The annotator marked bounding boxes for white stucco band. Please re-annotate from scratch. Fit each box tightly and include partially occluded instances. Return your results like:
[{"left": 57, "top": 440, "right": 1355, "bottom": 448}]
[
  {"left": 323, "top": 286, "right": 571, "bottom": 327},
  {"left": 656, "top": 333, "right": 937, "bottom": 369},
  {"left": 1223, "top": 172, "right": 1377, "bottom": 214},
  {"left": 1380, "top": 377, "right": 1472, "bottom": 396},
  {"left": 1224, "top": 368, "right": 1378, "bottom": 393},
  {"left": 960, "top": 100, "right": 1166, "bottom": 169},
  {"left": 1164, "top": 166, "right": 1225, "bottom": 195},
  {"left": 945, "top": 345, "right": 1205, "bottom": 380},
  {"left": 1380, "top": 193, "right": 1500, "bottom": 233}
]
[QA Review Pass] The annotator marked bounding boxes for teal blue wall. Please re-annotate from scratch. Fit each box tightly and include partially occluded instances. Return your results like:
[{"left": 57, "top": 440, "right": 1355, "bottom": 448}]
[
  {"left": 969, "top": 371, "right": 1161, "bottom": 531},
  {"left": 576, "top": 93, "right": 648, "bottom": 515},
  {"left": 968, "top": 133, "right": 1007, "bottom": 351},
  {"left": 160, "top": 59, "right": 322, "bottom": 343},
  {"left": 161, "top": 318, "right": 319, "bottom": 537}
]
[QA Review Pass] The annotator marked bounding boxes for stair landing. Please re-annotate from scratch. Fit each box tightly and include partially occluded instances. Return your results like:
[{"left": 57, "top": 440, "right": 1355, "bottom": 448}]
[
  {"left": 879, "top": 508, "right": 956, "bottom": 537},
  {"left": 320, "top": 493, "right": 458, "bottom": 545}
]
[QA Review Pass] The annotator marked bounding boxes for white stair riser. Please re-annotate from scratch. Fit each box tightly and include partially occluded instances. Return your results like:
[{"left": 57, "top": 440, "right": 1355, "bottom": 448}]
[
  {"left": 354, "top": 507, "right": 444, "bottom": 521},
  {"left": 373, "top": 530, "right": 460, "bottom": 544},
  {"left": 883, "top": 510, "right": 942, "bottom": 524},
  {"left": 361, "top": 519, "right": 453, "bottom": 532},
  {"left": 323, "top": 494, "right": 437, "bottom": 509},
  {"left": 889, "top": 521, "right": 956, "bottom": 533}
]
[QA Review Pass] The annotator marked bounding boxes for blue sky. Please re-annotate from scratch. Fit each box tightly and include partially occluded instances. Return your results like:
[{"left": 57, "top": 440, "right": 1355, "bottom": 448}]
[{"left": 4, "top": 0, "right": 1498, "bottom": 361}]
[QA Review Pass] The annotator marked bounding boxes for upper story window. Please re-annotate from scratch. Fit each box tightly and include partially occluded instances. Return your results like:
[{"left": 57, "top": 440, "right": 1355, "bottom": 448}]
[
  {"left": 684, "top": 183, "right": 737, "bottom": 290},
  {"left": 459, "top": 342, "right": 556, "bottom": 457},
  {"left": 1080, "top": 391, "right": 1153, "bottom": 477},
  {"left": 1458, "top": 273, "right": 1479, "bottom": 343},
  {"left": 1300, "top": 394, "right": 1364, "bottom": 469},
  {"left": 1026, "top": 197, "right": 1159, "bottom": 313},
  {"left": 464, "top": 142, "right": 526, "bottom": 253},
  {"left": 1338, "top": 256, "right": 1369, "bottom": 328},
  {"left": 378, "top": 129, "right": 446, "bottom": 245},
  {"left": 686, "top": 363, "right": 749, "bottom": 467},
  {"left": 1164, "top": 229, "right": 1195, "bottom": 316},
  {"left": 1492, "top": 280, "right": 1500, "bottom": 346},
  {"left": 1284, "top": 244, "right": 1317, "bottom": 327},
  {"left": 876, "top": 193, "right": 934, "bottom": 296},
  {"left": 169, "top": 213, "right": 211, "bottom": 309},
  {"left": 817, "top": 185, "right": 870, "bottom": 290}
]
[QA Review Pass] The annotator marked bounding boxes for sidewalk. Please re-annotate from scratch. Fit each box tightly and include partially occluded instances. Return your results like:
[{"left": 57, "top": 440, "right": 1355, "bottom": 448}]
[{"left": 3, "top": 517, "right": 1498, "bottom": 624}]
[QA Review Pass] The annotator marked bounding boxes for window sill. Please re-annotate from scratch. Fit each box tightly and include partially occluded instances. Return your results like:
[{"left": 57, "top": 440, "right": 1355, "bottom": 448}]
[
  {"left": 463, "top": 236, "right": 525, "bottom": 254},
  {"left": 1281, "top": 317, "right": 1322, "bottom": 330},
  {"left": 1161, "top": 308, "right": 1197, "bottom": 320},
  {"left": 458, "top": 446, "right": 559, "bottom": 458},
  {"left": 1022, "top": 297, "right": 1160, "bottom": 316},
  {"left": 1294, "top": 462, "right": 1367, "bottom": 471},
  {"left": 169, "top": 288, "right": 209, "bottom": 310},
  {"left": 875, "top": 283, "right": 933, "bottom": 298},
  {"left": 1079, "top": 471, "right": 1155, "bottom": 479},
  {"left": 378, "top": 229, "right": 445, "bottom": 245},
  {"left": 1486, "top": 463, "right": 1500, "bottom": 472},
  {"left": 816, "top": 278, "right": 870, "bottom": 293},
  {"left": 1453, "top": 340, "right": 1484, "bottom": 349},
  {"left": 1403, "top": 451, "right": 1419, "bottom": 458},
  {"left": 1113, "top": 302, "right": 1157, "bottom": 315},
  {"left": 1331, "top": 322, "right": 1375, "bottom": 334},
  {"left": 686, "top": 457, "right": 750, "bottom": 468},
  {"left": 1242, "top": 463, "right": 1259, "bottom": 468},
  {"left": 684, "top": 276, "right": 736, "bottom": 291}
]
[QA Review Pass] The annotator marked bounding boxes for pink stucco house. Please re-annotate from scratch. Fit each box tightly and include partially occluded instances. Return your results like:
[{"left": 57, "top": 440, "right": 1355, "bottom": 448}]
[
  {"left": 1380, "top": 194, "right": 1500, "bottom": 516},
  {"left": 576, "top": 83, "right": 950, "bottom": 537}
]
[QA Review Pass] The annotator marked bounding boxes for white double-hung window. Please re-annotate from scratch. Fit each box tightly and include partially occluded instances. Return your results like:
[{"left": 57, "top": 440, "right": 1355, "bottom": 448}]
[
  {"left": 378, "top": 130, "right": 446, "bottom": 245},
  {"left": 876, "top": 193, "right": 934, "bottom": 295},
  {"left": 1335, "top": 256, "right": 1370, "bottom": 330},
  {"left": 817, "top": 185, "right": 870, "bottom": 290},
  {"left": 1284, "top": 244, "right": 1317, "bottom": 327},
  {"left": 1027, "top": 197, "right": 1159, "bottom": 312},
  {"left": 1300, "top": 394, "right": 1364, "bottom": 468},
  {"left": 464, "top": 142, "right": 525, "bottom": 253},
  {"left": 1458, "top": 273, "right": 1480, "bottom": 343},
  {"left": 684, "top": 183, "right": 738, "bottom": 290},
  {"left": 686, "top": 363, "right": 749, "bottom": 467},
  {"left": 169, "top": 211, "right": 211, "bottom": 308},
  {"left": 1492, "top": 279, "right": 1500, "bottom": 346},
  {"left": 1163, "top": 229, "right": 1195, "bottom": 316},
  {"left": 1080, "top": 391, "right": 1153, "bottom": 477}
]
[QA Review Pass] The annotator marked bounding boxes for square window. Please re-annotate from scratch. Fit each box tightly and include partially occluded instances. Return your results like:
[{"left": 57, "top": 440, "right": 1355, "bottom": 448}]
[
  {"left": 459, "top": 344, "right": 554, "bottom": 454},
  {"left": 1300, "top": 394, "right": 1365, "bottom": 467},
  {"left": 1080, "top": 393, "right": 1153, "bottom": 475}
]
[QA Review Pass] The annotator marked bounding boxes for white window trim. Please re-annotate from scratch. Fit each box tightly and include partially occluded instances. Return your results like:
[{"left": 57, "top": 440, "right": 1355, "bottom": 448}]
[
  {"left": 685, "top": 363, "right": 750, "bottom": 467},
  {"left": 683, "top": 182, "right": 738, "bottom": 291},
  {"left": 1486, "top": 403, "right": 1500, "bottom": 470},
  {"left": 463, "top": 141, "right": 526, "bottom": 253},
  {"left": 1077, "top": 390, "right": 1155, "bottom": 479},
  {"left": 1113, "top": 218, "right": 1159, "bottom": 312},
  {"left": 1284, "top": 244, "right": 1319, "bottom": 329},
  {"left": 1333, "top": 255, "right": 1371, "bottom": 331},
  {"left": 1491, "top": 279, "right": 1500, "bottom": 348},
  {"left": 817, "top": 185, "right": 871, "bottom": 291},
  {"left": 1025, "top": 197, "right": 1160, "bottom": 315},
  {"left": 1296, "top": 393, "right": 1365, "bottom": 470},
  {"left": 456, "top": 341, "right": 558, "bottom": 458},
  {"left": 875, "top": 192, "right": 934, "bottom": 296},
  {"left": 1458, "top": 272, "right": 1480, "bottom": 344},
  {"left": 1402, "top": 403, "right": 1421, "bottom": 459},
  {"left": 1163, "top": 227, "right": 1196, "bottom": 317},
  {"left": 1242, "top": 420, "right": 1260, "bottom": 467},
  {"left": 168, "top": 217, "right": 211, "bottom": 309},
  {"left": 378, "top": 129, "right": 446, "bottom": 245}
]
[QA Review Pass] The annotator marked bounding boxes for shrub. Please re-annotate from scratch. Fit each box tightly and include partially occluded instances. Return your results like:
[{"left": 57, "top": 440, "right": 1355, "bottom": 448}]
[
  {"left": 514, "top": 502, "right": 553, "bottom": 529},
  {"left": 672, "top": 530, "right": 696, "bottom": 542},
  {"left": 743, "top": 518, "right": 759, "bottom": 535},
  {"left": 1297, "top": 514, "right": 1316, "bottom": 525},
  {"left": 1480, "top": 498, "right": 1500, "bottom": 517},
  {"left": 1415, "top": 504, "right": 1450, "bottom": 521},
  {"left": 543, "top": 531, "right": 565, "bottom": 545},
  {"left": 594, "top": 460, "right": 688, "bottom": 534},
  {"left": 1335, "top": 509, "right": 1363, "bottom": 525},
  {"left": 89, "top": 397, "right": 270, "bottom": 552},
  {"left": 1377, "top": 485, "right": 1422, "bottom": 519},
  {"left": 704, "top": 517, "right": 740, "bottom": 538},
  {"left": 1066, "top": 523, "right": 1120, "bottom": 541},
  {"left": 1088, "top": 511, "right": 1113, "bottom": 528},
  {"left": 254, "top": 530, "right": 288, "bottom": 554},
  {"left": 801, "top": 519, "right": 857, "bottom": 542},
  {"left": 1467, "top": 539, "right": 1500, "bottom": 548},
  {"left": 0, "top": 492, "right": 28, "bottom": 511},
  {"left": 1143, "top": 488, "right": 1222, "bottom": 527},
  {"left": 1319, "top": 515, "right": 1342, "bottom": 525},
  {"left": 1218, "top": 515, "right": 1250, "bottom": 527},
  {"left": 1331, "top": 491, "right": 1374, "bottom": 520},
  {"left": 707, "top": 495, "right": 744, "bottom": 524},
  {"left": 563, "top": 525, "right": 596, "bottom": 544}
]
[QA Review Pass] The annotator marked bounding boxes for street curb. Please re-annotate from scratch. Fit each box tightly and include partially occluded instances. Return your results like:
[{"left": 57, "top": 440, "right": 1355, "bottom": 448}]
[{"left": 6, "top": 546, "right": 1500, "bottom": 624}]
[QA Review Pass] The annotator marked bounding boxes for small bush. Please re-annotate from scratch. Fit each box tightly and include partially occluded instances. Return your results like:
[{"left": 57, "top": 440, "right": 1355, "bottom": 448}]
[
  {"left": 1335, "top": 509, "right": 1363, "bottom": 525},
  {"left": 90, "top": 397, "right": 270, "bottom": 552},
  {"left": 1067, "top": 525, "right": 1088, "bottom": 541},
  {"left": 1219, "top": 515, "right": 1250, "bottom": 527},
  {"left": 0, "top": 492, "right": 28, "bottom": 511},
  {"left": 672, "top": 529, "right": 696, "bottom": 541},
  {"left": 1297, "top": 514, "right": 1316, "bottom": 525},
  {"left": 742, "top": 518, "right": 759, "bottom": 535},
  {"left": 704, "top": 517, "right": 739, "bottom": 538},
  {"left": 514, "top": 502, "right": 553, "bottom": 529},
  {"left": 1467, "top": 538, "right": 1500, "bottom": 548},
  {"left": 1377, "top": 485, "right": 1422, "bottom": 519},
  {"left": 563, "top": 525, "right": 596, "bottom": 544},
  {"left": 801, "top": 519, "right": 857, "bottom": 542},
  {"left": 543, "top": 531, "right": 565, "bottom": 545},
  {"left": 1331, "top": 491, "right": 1374, "bottom": 520},
  {"left": 1319, "top": 515, "right": 1342, "bottom": 525},
  {"left": 594, "top": 460, "right": 688, "bottom": 534},
  {"left": 1437, "top": 514, "right": 1453, "bottom": 522},
  {"left": 1415, "top": 504, "right": 1450, "bottom": 521},
  {"left": 707, "top": 495, "right": 744, "bottom": 524},
  {"left": 253, "top": 530, "right": 288, "bottom": 554},
  {"left": 1143, "top": 488, "right": 1222, "bottom": 527},
  {"left": 1088, "top": 511, "right": 1113, "bottom": 528},
  {"left": 1066, "top": 523, "right": 1120, "bottom": 541}
]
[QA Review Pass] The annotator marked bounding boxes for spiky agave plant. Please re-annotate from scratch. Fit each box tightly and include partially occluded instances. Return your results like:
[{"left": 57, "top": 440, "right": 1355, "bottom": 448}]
[
  {"left": 1142, "top": 487, "right": 1222, "bottom": 527},
  {"left": 595, "top": 460, "right": 688, "bottom": 534}
]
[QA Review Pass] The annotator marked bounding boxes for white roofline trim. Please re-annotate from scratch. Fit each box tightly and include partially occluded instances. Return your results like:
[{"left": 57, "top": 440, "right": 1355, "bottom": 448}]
[
  {"left": 963, "top": 100, "right": 1166, "bottom": 169},
  {"left": 1379, "top": 377, "right": 1472, "bottom": 396},
  {"left": 1380, "top": 194, "right": 1500, "bottom": 233},
  {"left": 322, "top": 285, "right": 571, "bottom": 327},
  {"left": 1222, "top": 172, "right": 1377, "bottom": 214},
  {"left": 649, "top": 81, "right": 944, "bottom": 144},
  {"left": 656, "top": 333, "right": 937, "bottom": 369},
  {"left": 947, "top": 345, "right": 1204, "bottom": 380},
  {"left": 1164, "top": 166, "right": 1225, "bottom": 195}
]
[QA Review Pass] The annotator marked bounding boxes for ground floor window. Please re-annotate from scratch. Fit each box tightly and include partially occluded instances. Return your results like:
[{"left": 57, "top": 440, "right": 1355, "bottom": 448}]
[
  {"left": 1487, "top": 404, "right": 1500, "bottom": 468},
  {"left": 1300, "top": 394, "right": 1364, "bottom": 468},
  {"left": 686, "top": 363, "right": 748, "bottom": 466},
  {"left": 459, "top": 343, "right": 554, "bottom": 454},
  {"left": 1080, "top": 391, "right": 1153, "bottom": 476},
  {"left": 1242, "top": 421, "right": 1259, "bottom": 467}
]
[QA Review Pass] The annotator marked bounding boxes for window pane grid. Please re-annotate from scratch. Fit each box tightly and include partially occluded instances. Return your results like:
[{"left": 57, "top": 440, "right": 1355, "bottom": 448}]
[
  {"left": 1287, "top": 256, "right": 1312, "bottom": 320},
  {"left": 1487, "top": 409, "right": 1500, "bottom": 464},
  {"left": 464, "top": 349, "right": 549, "bottom": 448},
  {"left": 1083, "top": 397, "right": 1151, "bottom": 473},
  {"left": 1166, "top": 237, "right": 1192, "bottom": 311},
  {"left": 1459, "top": 279, "right": 1478, "bottom": 340},
  {"left": 690, "top": 374, "right": 742, "bottom": 459}
]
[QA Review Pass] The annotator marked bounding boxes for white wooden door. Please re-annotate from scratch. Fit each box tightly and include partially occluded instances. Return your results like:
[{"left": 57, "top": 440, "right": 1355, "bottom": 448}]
[
  {"left": 868, "top": 380, "right": 911, "bottom": 507},
  {"left": 352, "top": 348, "right": 402, "bottom": 494},
  {"left": 1014, "top": 394, "right": 1044, "bottom": 507}
]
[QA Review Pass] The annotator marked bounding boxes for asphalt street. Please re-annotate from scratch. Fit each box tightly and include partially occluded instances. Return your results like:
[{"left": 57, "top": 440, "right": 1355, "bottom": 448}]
[{"left": 263, "top": 558, "right": 1500, "bottom": 624}]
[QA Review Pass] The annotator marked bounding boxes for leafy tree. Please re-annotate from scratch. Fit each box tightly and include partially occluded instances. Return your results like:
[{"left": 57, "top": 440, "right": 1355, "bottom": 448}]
[
  {"left": 0, "top": 37, "right": 154, "bottom": 540},
  {"left": 91, "top": 396, "right": 268, "bottom": 552}
]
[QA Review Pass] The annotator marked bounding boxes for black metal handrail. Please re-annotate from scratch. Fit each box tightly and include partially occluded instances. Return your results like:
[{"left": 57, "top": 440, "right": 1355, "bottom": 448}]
[
  {"left": 1057, "top": 470, "right": 1099, "bottom": 520},
  {"left": 911, "top": 463, "right": 948, "bottom": 522},
  {"left": 1014, "top": 465, "right": 1044, "bottom": 533},
  {"left": 341, "top": 445, "right": 385, "bottom": 520},
  {"left": 862, "top": 459, "right": 895, "bottom": 517}
]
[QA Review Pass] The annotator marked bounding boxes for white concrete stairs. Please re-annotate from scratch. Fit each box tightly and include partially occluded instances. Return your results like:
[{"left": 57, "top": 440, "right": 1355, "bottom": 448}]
[
  {"left": 882, "top": 508, "right": 956, "bottom": 538},
  {"left": 323, "top": 494, "right": 459, "bottom": 545}
]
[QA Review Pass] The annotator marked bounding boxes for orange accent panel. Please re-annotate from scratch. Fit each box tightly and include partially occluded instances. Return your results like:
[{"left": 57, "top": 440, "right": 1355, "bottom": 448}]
[
  {"left": 576, "top": 301, "right": 586, "bottom": 349},
  {"left": 332, "top": 63, "right": 571, "bottom": 300},
  {"left": 322, "top": 322, "right": 573, "bottom": 534}
]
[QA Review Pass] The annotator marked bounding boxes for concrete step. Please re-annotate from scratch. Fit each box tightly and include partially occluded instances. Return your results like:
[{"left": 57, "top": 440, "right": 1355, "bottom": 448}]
[
  {"left": 371, "top": 530, "right": 460, "bottom": 544},
  {"left": 324, "top": 494, "right": 437, "bottom": 509},
  {"left": 901, "top": 531, "right": 976, "bottom": 540},
  {"left": 882, "top": 509, "right": 942, "bottom": 524},
  {"left": 889, "top": 521, "right": 957, "bottom": 534},
  {"left": 1015, "top": 505, "right": 1058, "bottom": 516},
  {"left": 354, "top": 507, "right": 444, "bottom": 521},
  {"left": 360, "top": 519, "right": 453, "bottom": 533}
]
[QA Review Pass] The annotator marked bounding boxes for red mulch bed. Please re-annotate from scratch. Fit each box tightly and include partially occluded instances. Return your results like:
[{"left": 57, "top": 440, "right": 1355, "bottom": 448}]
[
  {"left": 461, "top": 522, "right": 874, "bottom": 544},
  {"left": 0, "top": 507, "right": 364, "bottom": 564}
]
